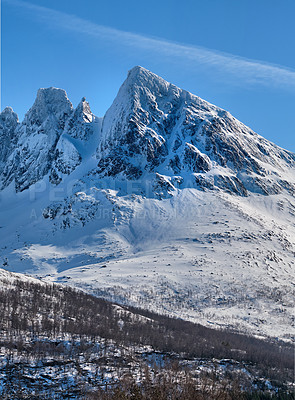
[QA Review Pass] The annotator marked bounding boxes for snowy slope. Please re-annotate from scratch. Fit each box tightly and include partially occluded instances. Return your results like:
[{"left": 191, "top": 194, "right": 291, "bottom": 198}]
[{"left": 0, "top": 67, "right": 294, "bottom": 341}]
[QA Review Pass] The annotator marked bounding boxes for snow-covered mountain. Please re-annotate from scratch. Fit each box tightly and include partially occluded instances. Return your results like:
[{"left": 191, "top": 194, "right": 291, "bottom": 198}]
[
  {"left": 0, "top": 66, "right": 294, "bottom": 341},
  {"left": 97, "top": 66, "right": 294, "bottom": 197},
  {"left": 0, "top": 88, "right": 99, "bottom": 191}
]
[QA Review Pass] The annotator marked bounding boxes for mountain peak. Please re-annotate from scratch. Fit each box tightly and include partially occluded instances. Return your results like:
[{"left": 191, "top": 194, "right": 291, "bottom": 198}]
[
  {"left": 1, "top": 106, "right": 16, "bottom": 115},
  {"left": 36, "top": 87, "right": 71, "bottom": 106},
  {"left": 0, "top": 67, "right": 294, "bottom": 197},
  {"left": 25, "top": 87, "right": 73, "bottom": 125},
  {"left": 122, "top": 66, "right": 219, "bottom": 115},
  {"left": 127, "top": 65, "right": 151, "bottom": 78},
  {"left": 74, "top": 97, "right": 94, "bottom": 124},
  {"left": 62, "top": 96, "right": 95, "bottom": 141},
  {"left": 0, "top": 106, "right": 19, "bottom": 123},
  {"left": 98, "top": 67, "right": 295, "bottom": 196},
  {"left": 125, "top": 65, "right": 170, "bottom": 93},
  {"left": 76, "top": 96, "right": 90, "bottom": 110}
]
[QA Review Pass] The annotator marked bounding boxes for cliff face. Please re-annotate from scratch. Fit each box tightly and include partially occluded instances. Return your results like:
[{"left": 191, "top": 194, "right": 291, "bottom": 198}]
[
  {"left": 0, "top": 66, "right": 294, "bottom": 196},
  {"left": 0, "top": 88, "right": 96, "bottom": 191},
  {"left": 96, "top": 66, "right": 295, "bottom": 196}
]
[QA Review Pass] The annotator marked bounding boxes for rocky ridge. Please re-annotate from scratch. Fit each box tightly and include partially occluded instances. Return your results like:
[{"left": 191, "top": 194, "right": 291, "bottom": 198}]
[
  {"left": 0, "top": 88, "right": 97, "bottom": 191},
  {"left": 0, "top": 66, "right": 294, "bottom": 197}
]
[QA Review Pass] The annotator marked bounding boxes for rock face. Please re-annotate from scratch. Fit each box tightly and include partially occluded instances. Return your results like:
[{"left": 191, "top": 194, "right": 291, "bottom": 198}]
[
  {"left": 0, "top": 90, "right": 96, "bottom": 191},
  {"left": 66, "top": 98, "right": 95, "bottom": 140},
  {"left": 0, "top": 107, "right": 19, "bottom": 175},
  {"left": 96, "top": 66, "right": 295, "bottom": 196},
  {"left": 0, "top": 67, "right": 294, "bottom": 196}
]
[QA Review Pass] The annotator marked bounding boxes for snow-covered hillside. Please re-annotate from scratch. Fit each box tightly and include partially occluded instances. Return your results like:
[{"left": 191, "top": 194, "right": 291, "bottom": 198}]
[
  {"left": 1, "top": 267, "right": 292, "bottom": 398},
  {"left": 0, "top": 66, "right": 294, "bottom": 341}
]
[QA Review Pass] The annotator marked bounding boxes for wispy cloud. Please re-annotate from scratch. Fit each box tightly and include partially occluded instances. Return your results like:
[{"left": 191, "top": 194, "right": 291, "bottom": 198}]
[{"left": 4, "top": 0, "right": 295, "bottom": 90}]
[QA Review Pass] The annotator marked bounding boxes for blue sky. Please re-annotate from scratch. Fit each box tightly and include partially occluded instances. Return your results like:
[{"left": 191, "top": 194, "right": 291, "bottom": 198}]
[{"left": 2, "top": 0, "right": 295, "bottom": 151}]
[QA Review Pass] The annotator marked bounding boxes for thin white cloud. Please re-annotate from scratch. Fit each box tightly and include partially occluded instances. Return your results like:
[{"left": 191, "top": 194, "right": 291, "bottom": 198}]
[{"left": 4, "top": 0, "right": 295, "bottom": 90}]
